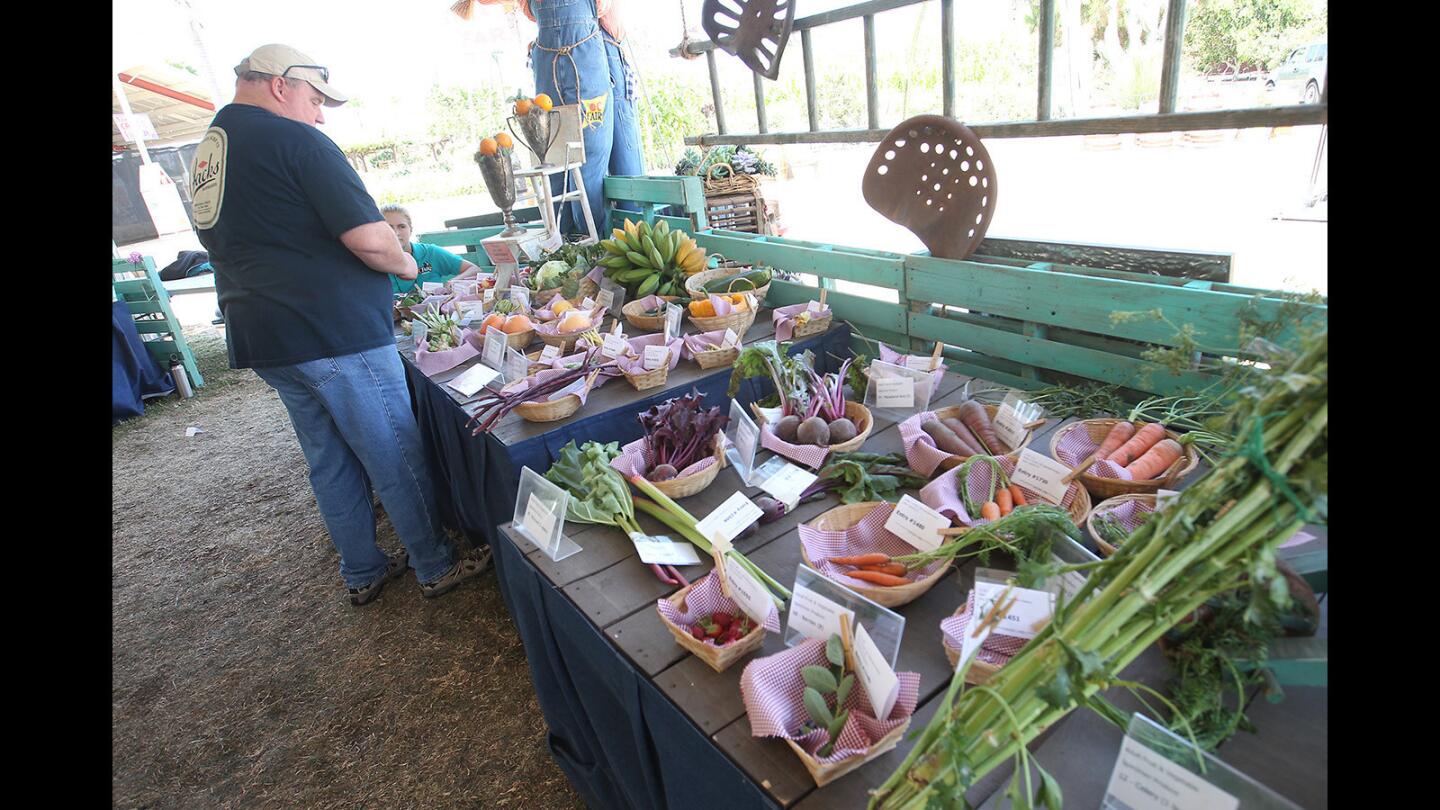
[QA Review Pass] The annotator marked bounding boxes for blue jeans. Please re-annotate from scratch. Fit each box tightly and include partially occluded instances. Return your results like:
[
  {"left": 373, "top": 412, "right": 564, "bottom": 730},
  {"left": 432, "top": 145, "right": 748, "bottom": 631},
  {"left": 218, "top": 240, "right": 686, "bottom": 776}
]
[
  {"left": 254, "top": 344, "right": 454, "bottom": 589},
  {"left": 605, "top": 35, "right": 646, "bottom": 215}
]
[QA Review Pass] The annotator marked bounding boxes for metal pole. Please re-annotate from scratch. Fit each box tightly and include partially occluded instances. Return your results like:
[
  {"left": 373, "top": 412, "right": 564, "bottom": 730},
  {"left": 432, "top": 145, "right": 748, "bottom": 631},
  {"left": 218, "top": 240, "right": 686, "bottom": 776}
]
[
  {"left": 802, "top": 28, "right": 818, "bottom": 131},
  {"left": 1037, "top": 0, "right": 1055, "bottom": 121},
  {"left": 754, "top": 72, "right": 769, "bottom": 134},
  {"left": 1158, "top": 0, "right": 1188, "bottom": 114},
  {"left": 941, "top": 0, "right": 955, "bottom": 118},
  {"left": 112, "top": 73, "right": 152, "bottom": 165},
  {"left": 706, "top": 49, "right": 727, "bottom": 135},
  {"left": 864, "top": 14, "right": 879, "bottom": 130}
]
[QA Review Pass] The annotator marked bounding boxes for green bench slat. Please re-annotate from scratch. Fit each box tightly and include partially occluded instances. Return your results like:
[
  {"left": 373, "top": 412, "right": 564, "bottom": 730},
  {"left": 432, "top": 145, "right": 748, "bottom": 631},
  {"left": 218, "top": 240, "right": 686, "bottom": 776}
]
[{"left": 767, "top": 279, "right": 907, "bottom": 334}]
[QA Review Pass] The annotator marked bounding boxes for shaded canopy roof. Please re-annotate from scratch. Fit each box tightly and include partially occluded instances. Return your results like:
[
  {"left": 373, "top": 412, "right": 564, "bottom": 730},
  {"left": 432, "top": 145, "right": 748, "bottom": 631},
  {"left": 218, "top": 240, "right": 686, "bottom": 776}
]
[{"left": 112, "top": 62, "right": 220, "bottom": 150}]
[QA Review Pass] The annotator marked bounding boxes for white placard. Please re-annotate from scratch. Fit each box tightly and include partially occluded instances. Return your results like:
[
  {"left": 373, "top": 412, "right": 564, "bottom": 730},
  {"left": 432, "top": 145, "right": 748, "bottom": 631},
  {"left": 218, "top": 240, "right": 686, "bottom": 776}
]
[
  {"left": 1010, "top": 449, "right": 1072, "bottom": 506},
  {"left": 447, "top": 363, "right": 500, "bottom": 396},
  {"left": 993, "top": 405, "right": 1027, "bottom": 450},
  {"left": 601, "top": 332, "right": 628, "bottom": 359},
  {"left": 664, "top": 303, "right": 683, "bottom": 342},
  {"left": 743, "top": 292, "right": 757, "bottom": 311},
  {"left": 972, "top": 579, "right": 1055, "bottom": 640},
  {"left": 1104, "top": 736, "right": 1241, "bottom": 810},
  {"left": 721, "top": 327, "right": 741, "bottom": 349},
  {"left": 902, "top": 354, "right": 938, "bottom": 371},
  {"left": 411, "top": 320, "right": 428, "bottom": 349},
  {"left": 581, "top": 296, "right": 597, "bottom": 310},
  {"left": 627, "top": 532, "right": 702, "bottom": 566},
  {"left": 724, "top": 556, "right": 774, "bottom": 625},
  {"left": 522, "top": 494, "right": 557, "bottom": 543},
  {"left": 504, "top": 348, "right": 529, "bottom": 383},
  {"left": 787, "top": 582, "right": 856, "bottom": 643},
  {"left": 451, "top": 279, "right": 478, "bottom": 297},
  {"left": 456, "top": 300, "right": 484, "bottom": 326},
  {"left": 758, "top": 462, "right": 818, "bottom": 509},
  {"left": 882, "top": 495, "right": 950, "bottom": 553},
  {"left": 596, "top": 288, "right": 615, "bottom": 310},
  {"left": 1155, "top": 489, "right": 1180, "bottom": 511},
  {"left": 730, "top": 403, "right": 761, "bottom": 484},
  {"left": 421, "top": 281, "right": 445, "bottom": 294},
  {"left": 540, "top": 230, "right": 564, "bottom": 254},
  {"left": 539, "top": 344, "right": 562, "bottom": 362},
  {"left": 852, "top": 622, "right": 900, "bottom": 722},
  {"left": 509, "top": 286, "right": 530, "bottom": 311},
  {"left": 754, "top": 405, "right": 784, "bottom": 424},
  {"left": 694, "top": 492, "right": 764, "bottom": 546},
  {"left": 482, "top": 328, "right": 508, "bottom": 368},
  {"left": 807, "top": 299, "right": 824, "bottom": 312},
  {"left": 483, "top": 287, "right": 496, "bottom": 302},
  {"left": 493, "top": 264, "right": 514, "bottom": 291},
  {"left": 642, "top": 344, "right": 670, "bottom": 370},
  {"left": 874, "top": 376, "right": 916, "bottom": 409}
]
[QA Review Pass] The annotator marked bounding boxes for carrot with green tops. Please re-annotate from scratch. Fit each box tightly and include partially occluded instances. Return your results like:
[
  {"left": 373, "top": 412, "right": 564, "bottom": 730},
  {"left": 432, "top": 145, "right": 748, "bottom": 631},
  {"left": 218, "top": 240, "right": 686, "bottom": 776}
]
[
  {"left": 980, "top": 502, "right": 1001, "bottom": 521},
  {"left": 1107, "top": 422, "right": 1167, "bottom": 466},
  {"left": 1095, "top": 421, "right": 1137, "bottom": 460},
  {"left": 995, "top": 487, "right": 1013, "bottom": 516},
  {"left": 1125, "top": 438, "right": 1184, "bottom": 480},
  {"left": 848, "top": 569, "right": 914, "bottom": 586},
  {"left": 1009, "top": 484, "right": 1027, "bottom": 506},
  {"left": 828, "top": 552, "right": 892, "bottom": 567}
]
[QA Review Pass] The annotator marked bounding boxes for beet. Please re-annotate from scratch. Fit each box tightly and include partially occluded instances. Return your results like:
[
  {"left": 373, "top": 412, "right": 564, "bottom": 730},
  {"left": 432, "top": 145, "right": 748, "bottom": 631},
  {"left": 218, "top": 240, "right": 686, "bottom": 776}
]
[
  {"left": 774, "top": 414, "right": 802, "bottom": 443},
  {"left": 827, "top": 417, "right": 857, "bottom": 445},
  {"left": 647, "top": 463, "right": 679, "bottom": 482},
  {"left": 796, "top": 416, "right": 831, "bottom": 447},
  {"left": 755, "top": 495, "right": 788, "bottom": 524}
]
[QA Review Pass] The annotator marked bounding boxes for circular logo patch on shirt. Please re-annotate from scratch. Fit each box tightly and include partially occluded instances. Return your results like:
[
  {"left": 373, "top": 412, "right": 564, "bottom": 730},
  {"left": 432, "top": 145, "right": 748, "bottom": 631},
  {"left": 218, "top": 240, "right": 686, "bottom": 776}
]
[{"left": 189, "top": 127, "right": 228, "bottom": 230}]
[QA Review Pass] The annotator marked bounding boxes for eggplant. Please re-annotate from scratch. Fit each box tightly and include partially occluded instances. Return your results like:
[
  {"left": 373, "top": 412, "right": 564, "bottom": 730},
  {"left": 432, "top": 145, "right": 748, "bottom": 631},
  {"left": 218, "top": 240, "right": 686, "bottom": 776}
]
[
  {"left": 796, "top": 416, "right": 831, "bottom": 447},
  {"left": 827, "top": 417, "right": 858, "bottom": 445},
  {"left": 774, "top": 414, "right": 802, "bottom": 443}
]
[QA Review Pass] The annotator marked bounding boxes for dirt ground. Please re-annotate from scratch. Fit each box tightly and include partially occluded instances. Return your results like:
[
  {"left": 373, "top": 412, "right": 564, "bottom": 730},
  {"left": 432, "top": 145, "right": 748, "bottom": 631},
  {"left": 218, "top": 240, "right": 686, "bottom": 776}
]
[{"left": 112, "top": 326, "right": 584, "bottom": 809}]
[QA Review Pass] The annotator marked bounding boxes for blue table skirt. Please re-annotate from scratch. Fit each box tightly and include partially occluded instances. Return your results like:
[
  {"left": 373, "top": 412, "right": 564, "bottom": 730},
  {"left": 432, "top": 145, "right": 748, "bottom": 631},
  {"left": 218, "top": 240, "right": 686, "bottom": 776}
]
[{"left": 113, "top": 300, "right": 174, "bottom": 424}]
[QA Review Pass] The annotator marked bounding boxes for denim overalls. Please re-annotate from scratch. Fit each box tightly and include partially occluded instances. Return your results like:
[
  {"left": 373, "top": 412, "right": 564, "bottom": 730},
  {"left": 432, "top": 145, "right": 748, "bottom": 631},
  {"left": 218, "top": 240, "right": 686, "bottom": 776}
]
[{"left": 530, "top": 0, "right": 646, "bottom": 233}]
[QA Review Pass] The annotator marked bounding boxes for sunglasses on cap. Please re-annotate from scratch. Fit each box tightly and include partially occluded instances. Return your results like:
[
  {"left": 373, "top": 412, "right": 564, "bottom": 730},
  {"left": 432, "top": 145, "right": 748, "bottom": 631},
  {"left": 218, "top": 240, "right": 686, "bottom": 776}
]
[{"left": 281, "top": 64, "right": 329, "bottom": 82}]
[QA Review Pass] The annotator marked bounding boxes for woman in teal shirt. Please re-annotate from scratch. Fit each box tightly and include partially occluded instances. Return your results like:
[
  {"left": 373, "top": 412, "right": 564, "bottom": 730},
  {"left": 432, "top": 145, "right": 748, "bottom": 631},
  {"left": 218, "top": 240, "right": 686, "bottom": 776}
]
[{"left": 382, "top": 204, "right": 484, "bottom": 294}]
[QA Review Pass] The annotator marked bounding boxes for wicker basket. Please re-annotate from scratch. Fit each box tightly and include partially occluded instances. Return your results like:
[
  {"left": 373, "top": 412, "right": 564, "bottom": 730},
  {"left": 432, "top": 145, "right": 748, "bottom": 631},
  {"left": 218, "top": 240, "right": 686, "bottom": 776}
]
[
  {"left": 942, "top": 606, "right": 1006, "bottom": 684},
  {"left": 1086, "top": 493, "right": 1157, "bottom": 557},
  {"left": 513, "top": 393, "right": 583, "bottom": 423},
  {"left": 685, "top": 267, "right": 771, "bottom": 306},
  {"left": 501, "top": 328, "right": 535, "bottom": 351},
  {"left": 649, "top": 434, "right": 727, "bottom": 499},
  {"left": 657, "top": 577, "right": 767, "bottom": 673},
  {"left": 752, "top": 400, "right": 874, "bottom": 455},
  {"left": 791, "top": 309, "right": 833, "bottom": 339},
  {"left": 927, "top": 404, "right": 1047, "bottom": 470},
  {"left": 536, "top": 327, "right": 594, "bottom": 354},
  {"left": 688, "top": 306, "right": 757, "bottom": 336},
  {"left": 1048, "top": 419, "right": 1200, "bottom": 499},
  {"left": 621, "top": 295, "right": 681, "bottom": 332},
  {"left": 801, "top": 502, "right": 952, "bottom": 609},
  {"left": 784, "top": 718, "right": 910, "bottom": 788},
  {"left": 622, "top": 362, "right": 669, "bottom": 391},
  {"left": 532, "top": 275, "right": 600, "bottom": 309},
  {"left": 703, "top": 163, "right": 770, "bottom": 235},
  {"left": 693, "top": 344, "right": 740, "bottom": 369}
]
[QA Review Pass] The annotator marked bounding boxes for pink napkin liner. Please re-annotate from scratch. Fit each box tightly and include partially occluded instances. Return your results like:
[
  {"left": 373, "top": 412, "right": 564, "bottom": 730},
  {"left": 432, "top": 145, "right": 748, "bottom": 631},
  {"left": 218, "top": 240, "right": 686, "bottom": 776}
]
[
  {"left": 940, "top": 589, "right": 1030, "bottom": 668},
  {"left": 740, "top": 637, "right": 920, "bottom": 765},
  {"left": 656, "top": 570, "right": 782, "bottom": 641},
  {"left": 796, "top": 502, "right": 948, "bottom": 587},
  {"left": 772, "top": 302, "right": 831, "bottom": 342},
  {"left": 615, "top": 333, "right": 685, "bottom": 374},
  {"left": 414, "top": 327, "right": 481, "bottom": 376},
  {"left": 610, "top": 436, "right": 720, "bottom": 480},
  {"left": 760, "top": 423, "right": 831, "bottom": 469},
  {"left": 877, "top": 344, "right": 947, "bottom": 393},
  {"left": 683, "top": 329, "right": 738, "bottom": 359},
  {"left": 898, "top": 411, "right": 961, "bottom": 478},
  {"left": 500, "top": 366, "right": 594, "bottom": 405},
  {"left": 1090, "top": 497, "right": 1317, "bottom": 550},
  {"left": 918, "top": 455, "right": 1080, "bottom": 527}
]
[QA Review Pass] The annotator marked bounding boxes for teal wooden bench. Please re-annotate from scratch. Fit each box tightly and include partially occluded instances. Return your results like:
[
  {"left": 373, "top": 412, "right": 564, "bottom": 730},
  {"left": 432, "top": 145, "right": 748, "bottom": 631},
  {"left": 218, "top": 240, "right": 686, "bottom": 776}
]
[{"left": 112, "top": 256, "right": 205, "bottom": 389}]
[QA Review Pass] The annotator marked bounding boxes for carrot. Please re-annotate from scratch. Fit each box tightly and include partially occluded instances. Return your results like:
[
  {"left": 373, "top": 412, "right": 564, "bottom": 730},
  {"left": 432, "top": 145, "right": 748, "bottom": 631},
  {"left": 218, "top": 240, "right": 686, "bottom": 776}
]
[
  {"left": 940, "top": 417, "right": 986, "bottom": 458},
  {"left": 859, "top": 562, "right": 909, "bottom": 577},
  {"left": 1107, "top": 422, "right": 1167, "bottom": 466},
  {"left": 828, "top": 552, "right": 892, "bottom": 567},
  {"left": 1009, "top": 484, "right": 1027, "bottom": 506},
  {"left": 922, "top": 419, "right": 975, "bottom": 457},
  {"left": 980, "top": 501, "right": 1001, "bottom": 521},
  {"left": 1096, "top": 421, "right": 1137, "bottom": 460},
  {"left": 847, "top": 569, "right": 914, "bottom": 587},
  {"left": 995, "top": 487, "right": 1013, "bottom": 516},
  {"left": 958, "top": 400, "right": 1002, "bottom": 454},
  {"left": 1125, "top": 439, "right": 1184, "bottom": 480}
]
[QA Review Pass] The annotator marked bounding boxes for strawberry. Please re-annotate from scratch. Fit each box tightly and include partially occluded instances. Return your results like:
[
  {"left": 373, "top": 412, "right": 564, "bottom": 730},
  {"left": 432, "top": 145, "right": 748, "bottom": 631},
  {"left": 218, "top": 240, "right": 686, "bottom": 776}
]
[
  {"left": 713, "top": 612, "right": 734, "bottom": 628},
  {"left": 690, "top": 625, "right": 707, "bottom": 641}
]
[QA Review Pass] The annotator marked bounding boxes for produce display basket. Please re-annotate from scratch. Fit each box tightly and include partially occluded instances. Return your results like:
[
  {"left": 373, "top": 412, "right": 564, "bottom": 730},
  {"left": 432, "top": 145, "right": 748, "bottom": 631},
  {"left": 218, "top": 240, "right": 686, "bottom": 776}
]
[
  {"left": 693, "top": 344, "right": 740, "bottom": 369},
  {"left": 532, "top": 275, "right": 600, "bottom": 308},
  {"left": 621, "top": 295, "right": 682, "bottom": 332},
  {"left": 942, "top": 606, "right": 1004, "bottom": 684},
  {"left": 649, "top": 434, "right": 727, "bottom": 499},
  {"left": 702, "top": 164, "right": 771, "bottom": 235},
  {"left": 685, "top": 267, "right": 771, "bottom": 306},
  {"left": 657, "top": 577, "right": 766, "bottom": 673},
  {"left": 512, "top": 395, "right": 582, "bottom": 423},
  {"left": 786, "top": 721, "right": 909, "bottom": 788},
  {"left": 917, "top": 404, "right": 1046, "bottom": 471},
  {"left": 1086, "top": 493, "right": 1157, "bottom": 557},
  {"left": 688, "top": 306, "right": 757, "bottom": 336},
  {"left": 791, "top": 310, "right": 833, "bottom": 339},
  {"left": 752, "top": 400, "right": 874, "bottom": 456},
  {"left": 918, "top": 458, "right": 1092, "bottom": 531},
  {"left": 500, "top": 327, "right": 535, "bottom": 351},
  {"left": 1049, "top": 419, "right": 1200, "bottom": 499},
  {"left": 536, "top": 328, "right": 593, "bottom": 354},
  {"left": 800, "top": 502, "right": 952, "bottom": 609},
  {"left": 622, "top": 362, "right": 669, "bottom": 392}
]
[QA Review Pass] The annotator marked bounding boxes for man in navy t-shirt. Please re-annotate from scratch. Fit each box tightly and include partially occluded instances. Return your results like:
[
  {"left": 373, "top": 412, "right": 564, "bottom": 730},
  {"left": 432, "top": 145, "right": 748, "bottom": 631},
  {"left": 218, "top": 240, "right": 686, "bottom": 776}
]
[{"left": 191, "top": 44, "right": 484, "bottom": 605}]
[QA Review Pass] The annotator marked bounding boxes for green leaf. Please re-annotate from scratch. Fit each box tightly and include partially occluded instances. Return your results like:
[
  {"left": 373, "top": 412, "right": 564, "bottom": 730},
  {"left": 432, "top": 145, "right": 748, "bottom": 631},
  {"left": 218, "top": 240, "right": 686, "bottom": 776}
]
[
  {"left": 826, "top": 634, "right": 845, "bottom": 667},
  {"left": 804, "top": 686, "right": 834, "bottom": 728},
  {"left": 802, "top": 665, "right": 838, "bottom": 694},
  {"left": 1037, "top": 665, "right": 1074, "bottom": 711},
  {"left": 826, "top": 708, "right": 849, "bottom": 741},
  {"left": 835, "top": 673, "right": 854, "bottom": 708},
  {"left": 1036, "top": 766, "right": 1063, "bottom": 809}
]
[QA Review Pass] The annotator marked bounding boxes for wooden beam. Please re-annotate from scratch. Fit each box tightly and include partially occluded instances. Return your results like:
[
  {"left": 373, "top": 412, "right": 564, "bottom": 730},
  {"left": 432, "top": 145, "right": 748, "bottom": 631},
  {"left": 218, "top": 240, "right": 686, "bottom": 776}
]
[
  {"left": 118, "top": 73, "right": 216, "bottom": 111},
  {"left": 1037, "top": 0, "right": 1056, "bottom": 121},
  {"left": 754, "top": 72, "right": 768, "bottom": 134},
  {"left": 940, "top": 0, "right": 955, "bottom": 118},
  {"left": 1157, "top": 0, "right": 1188, "bottom": 114},
  {"left": 706, "top": 50, "right": 727, "bottom": 135},
  {"left": 864, "top": 15, "right": 879, "bottom": 130},
  {"left": 802, "top": 29, "right": 818, "bottom": 132}
]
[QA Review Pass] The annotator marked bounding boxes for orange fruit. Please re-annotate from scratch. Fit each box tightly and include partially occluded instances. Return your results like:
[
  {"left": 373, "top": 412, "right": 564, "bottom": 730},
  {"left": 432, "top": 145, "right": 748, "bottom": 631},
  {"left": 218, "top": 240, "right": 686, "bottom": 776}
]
[
  {"left": 481, "top": 313, "right": 506, "bottom": 333},
  {"left": 478, "top": 138, "right": 498, "bottom": 157},
  {"left": 549, "top": 299, "right": 574, "bottom": 316},
  {"left": 514, "top": 98, "right": 533, "bottom": 116},
  {"left": 533, "top": 93, "right": 553, "bottom": 111},
  {"left": 495, "top": 132, "right": 514, "bottom": 149},
  {"left": 557, "top": 311, "right": 592, "bottom": 333},
  {"left": 502, "top": 314, "right": 533, "bottom": 334}
]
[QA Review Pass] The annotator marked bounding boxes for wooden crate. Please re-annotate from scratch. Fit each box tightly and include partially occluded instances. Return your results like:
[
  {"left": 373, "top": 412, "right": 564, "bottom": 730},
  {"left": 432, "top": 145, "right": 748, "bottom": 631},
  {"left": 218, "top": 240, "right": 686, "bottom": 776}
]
[{"left": 704, "top": 189, "right": 769, "bottom": 235}]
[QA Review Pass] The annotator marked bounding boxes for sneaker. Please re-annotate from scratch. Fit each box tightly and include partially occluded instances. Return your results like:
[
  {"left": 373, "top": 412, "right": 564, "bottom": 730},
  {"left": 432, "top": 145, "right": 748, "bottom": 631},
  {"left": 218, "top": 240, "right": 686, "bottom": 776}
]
[
  {"left": 419, "top": 547, "right": 490, "bottom": 599},
  {"left": 347, "top": 551, "right": 410, "bottom": 606}
]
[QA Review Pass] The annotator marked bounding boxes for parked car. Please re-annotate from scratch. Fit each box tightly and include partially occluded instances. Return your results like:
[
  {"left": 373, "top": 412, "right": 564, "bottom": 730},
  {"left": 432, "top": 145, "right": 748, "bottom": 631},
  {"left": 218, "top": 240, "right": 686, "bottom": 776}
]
[{"left": 1265, "top": 40, "right": 1327, "bottom": 104}]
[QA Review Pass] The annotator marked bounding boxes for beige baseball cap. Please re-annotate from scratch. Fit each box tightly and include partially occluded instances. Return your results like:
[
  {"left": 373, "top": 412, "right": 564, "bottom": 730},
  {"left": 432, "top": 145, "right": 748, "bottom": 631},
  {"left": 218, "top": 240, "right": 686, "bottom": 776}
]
[{"left": 234, "top": 44, "right": 348, "bottom": 107}]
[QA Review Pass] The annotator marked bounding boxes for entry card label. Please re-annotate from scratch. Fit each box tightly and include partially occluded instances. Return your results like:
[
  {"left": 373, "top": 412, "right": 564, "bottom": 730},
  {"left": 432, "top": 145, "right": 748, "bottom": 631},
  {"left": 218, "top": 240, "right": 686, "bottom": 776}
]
[
  {"left": 1103, "top": 736, "right": 1240, "bottom": 810},
  {"left": 1010, "top": 449, "right": 1071, "bottom": 505},
  {"left": 522, "top": 494, "right": 557, "bottom": 544},
  {"left": 1155, "top": 489, "right": 1180, "bottom": 511},
  {"left": 539, "top": 344, "right": 562, "bottom": 362},
  {"left": 642, "top": 344, "right": 670, "bottom": 370},
  {"left": 596, "top": 288, "right": 615, "bottom": 310},
  {"left": 721, "top": 327, "right": 740, "bottom": 349},
  {"left": 883, "top": 495, "right": 949, "bottom": 553},
  {"left": 664, "top": 303, "right": 683, "bottom": 343},
  {"left": 852, "top": 622, "right": 900, "bottom": 722},
  {"left": 874, "top": 377, "right": 916, "bottom": 409},
  {"left": 628, "top": 532, "right": 702, "bottom": 566},
  {"left": 725, "top": 555, "right": 774, "bottom": 625},
  {"left": 503, "top": 348, "right": 529, "bottom": 383},
  {"left": 482, "top": 327, "right": 508, "bottom": 368},
  {"left": 694, "top": 492, "right": 763, "bottom": 546},
  {"left": 447, "top": 362, "right": 500, "bottom": 396},
  {"left": 758, "top": 462, "right": 817, "bottom": 509},
  {"left": 972, "top": 579, "right": 1054, "bottom": 641},
  {"left": 601, "top": 332, "right": 628, "bottom": 359},
  {"left": 787, "top": 582, "right": 856, "bottom": 643}
]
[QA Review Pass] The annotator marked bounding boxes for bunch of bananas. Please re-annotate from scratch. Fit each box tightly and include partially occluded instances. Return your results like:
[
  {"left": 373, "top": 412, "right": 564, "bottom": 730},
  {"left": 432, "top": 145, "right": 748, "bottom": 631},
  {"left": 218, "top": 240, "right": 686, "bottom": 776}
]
[{"left": 598, "top": 218, "right": 708, "bottom": 298}]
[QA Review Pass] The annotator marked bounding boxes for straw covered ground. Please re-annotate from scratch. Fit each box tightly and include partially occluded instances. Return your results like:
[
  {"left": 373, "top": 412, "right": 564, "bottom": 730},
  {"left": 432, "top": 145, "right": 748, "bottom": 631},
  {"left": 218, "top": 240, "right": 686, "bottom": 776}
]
[{"left": 112, "top": 327, "right": 584, "bottom": 809}]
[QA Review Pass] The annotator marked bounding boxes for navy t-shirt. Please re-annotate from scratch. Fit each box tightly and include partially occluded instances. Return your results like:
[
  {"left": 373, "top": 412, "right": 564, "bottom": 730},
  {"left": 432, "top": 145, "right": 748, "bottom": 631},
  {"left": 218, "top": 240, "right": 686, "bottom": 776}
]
[{"left": 191, "top": 104, "right": 390, "bottom": 369}]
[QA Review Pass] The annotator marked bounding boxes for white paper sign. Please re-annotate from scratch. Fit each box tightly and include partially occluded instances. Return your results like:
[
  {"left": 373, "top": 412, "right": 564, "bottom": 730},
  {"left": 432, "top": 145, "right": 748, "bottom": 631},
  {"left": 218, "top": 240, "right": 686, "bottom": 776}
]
[
  {"left": 482, "top": 328, "right": 508, "bottom": 368},
  {"left": 1103, "top": 736, "right": 1241, "bottom": 810},
  {"left": 664, "top": 303, "right": 683, "bottom": 342},
  {"left": 642, "top": 344, "right": 670, "bottom": 370},
  {"left": 1010, "top": 449, "right": 1072, "bottom": 506},
  {"left": 902, "top": 354, "right": 939, "bottom": 371},
  {"left": 581, "top": 296, "right": 597, "bottom": 310},
  {"left": 628, "top": 532, "right": 702, "bottom": 566},
  {"left": 522, "top": 494, "right": 558, "bottom": 544},
  {"left": 883, "top": 495, "right": 950, "bottom": 553},
  {"left": 411, "top": 320, "right": 428, "bottom": 348},
  {"left": 456, "top": 301, "right": 484, "bottom": 326},
  {"left": 993, "top": 405, "right": 1027, "bottom": 450},
  {"left": 539, "top": 344, "right": 562, "bottom": 362},
  {"left": 721, "top": 327, "right": 741, "bottom": 349},
  {"left": 504, "top": 348, "right": 529, "bottom": 383},
  {"left": 601, "top": 332, "right": 628, "bottom": 359},
  {"left": 852, "top": 622, "right": 900, "bottom": 721},
  {"left": 509, "top": 286, "right": 530, "bottom": 311},
  {"left": 596, "top": 288, "right": 615, "bottom": 310},
  {"left": 493, "top": 264, "right": 514, "bottom": 291},
  {"left": 874, "top": 377, "right": 916, "bottom": 409},
  {"left": 694, "top": 492, "right": 764, "bottom": 546},
  {"left": 724, "top": 555, "right": 775, "bottom": 625},
  {"left": 807, "top": 299, "right": 824, "bottom": 313},
  {"left": 755, "top": 405, "right": 784, "bottom": 425},
  {"left": 972, "top": 579, "right": 1055, "bottom": 641},
  {"left": 447, "top": 362, "right": 501, "bottom": 396},
  {"left": 1155, "top": 489, "right": 1180, "bottom": 511},
  {"left": 758, "top": 462, "right": 818, "bottom": 509},
  {"left": 728, "top": 400, "right": 761, "bottom": 483},
  {"left": 787, "top": 583, "right": 856, "bottom": 642},
  {"left": 451, "top": 279, "right": 478, "bottom": 297}
]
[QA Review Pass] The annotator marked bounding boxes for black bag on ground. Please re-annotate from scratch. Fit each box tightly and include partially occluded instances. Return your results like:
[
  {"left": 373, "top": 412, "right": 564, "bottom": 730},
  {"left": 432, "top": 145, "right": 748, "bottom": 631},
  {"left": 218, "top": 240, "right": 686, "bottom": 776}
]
[{"left": 159, "top": 250, "right": 212, "bottom": 281}]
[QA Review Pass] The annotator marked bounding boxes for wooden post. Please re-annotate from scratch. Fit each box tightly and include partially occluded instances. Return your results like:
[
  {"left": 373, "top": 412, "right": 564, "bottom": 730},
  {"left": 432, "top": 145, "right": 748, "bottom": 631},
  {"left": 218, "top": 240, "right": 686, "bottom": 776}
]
[
  {"left": 1037, "top": 0, "right": 1056, "bottom": 121},
  {"left": 706, "top": 49, "right": 727, "bottom": 135},
  {"left": 112, "top": 73, "right": 151, "bottom": 165},
  {"left": 754, "top": 72, "right": 769, "bottom": 134},
  {"left": 1020, "top": 321, "right": 1047, "bottom": 381},
  {"left": 940, "top": 0, "right": 955, "bottom": 118},
  {"left": 802, "top": 29, "right": 819, "bottom": 132},
  {"left": 1158, "top": 0, "right": 1188, "bottom": 115},
  {"left": 863, "top": 15, "right": 879, "bottom": 130}
]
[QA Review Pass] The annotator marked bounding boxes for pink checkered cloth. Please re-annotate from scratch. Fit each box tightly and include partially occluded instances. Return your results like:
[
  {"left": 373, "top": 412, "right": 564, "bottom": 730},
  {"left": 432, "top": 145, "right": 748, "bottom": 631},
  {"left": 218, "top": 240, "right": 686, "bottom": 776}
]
[
  {"left": 940, "top": 589, "right": 1030, "bottom": 668},
  {"left": 877, "top": 344, "right": 947, "bottom": 393},
  {"left": 1053, "top": 424, "right": 1137, "bottom": 481},
  {"left": 760, "top": 423, "right": 831, "bottom": 469},
  {"left": 740, "top": 637, "right": 920, "bottom": 765},
  {"left": 613, "top": 333, "right": 685, "bottom": 375},
  {"left": 919, "top": 455, "right": 1080, "bottom": 527},
  {"left": 899, "top": 411, "right": 961, "bottom": 478},
  {"left": 796, "top": 502, "right": 948, "bottom": 586},
  {"left": 656, "top": 570, "right": 782, "bottom": 640},
  {"left": 682, "top": 329, "right": 739, "bottom": 359},
  {"left": 499, "top": 366, "right": 594, "bottom": 405},
  {"left": 414, "top": 327, "right": 481, "bottom": 376},
  {"left": 438, "top": 292, "right": 483, "bottom": 315},
  {"left": 772, "top": 302, "right": 832, "bottom": 342},
  {"left": 1092, "top": 496, "right": 1317, "bottom": 550},
  {"left": 610, "top": 436, "right": 720, "bottom": 480}
]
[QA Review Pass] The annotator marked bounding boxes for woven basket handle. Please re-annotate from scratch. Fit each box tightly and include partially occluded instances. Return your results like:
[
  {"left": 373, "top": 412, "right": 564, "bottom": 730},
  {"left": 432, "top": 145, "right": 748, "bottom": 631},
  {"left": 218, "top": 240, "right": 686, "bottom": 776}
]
[{"left": 706, "top": 162, "right": 736, "bottom": 181}]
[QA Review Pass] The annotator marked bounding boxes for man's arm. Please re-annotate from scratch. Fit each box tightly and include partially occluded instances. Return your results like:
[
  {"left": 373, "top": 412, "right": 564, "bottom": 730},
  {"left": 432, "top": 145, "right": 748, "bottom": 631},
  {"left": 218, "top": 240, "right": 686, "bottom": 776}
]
[{"left": 340, "top": 221, "right": 419, "bottom": 279}]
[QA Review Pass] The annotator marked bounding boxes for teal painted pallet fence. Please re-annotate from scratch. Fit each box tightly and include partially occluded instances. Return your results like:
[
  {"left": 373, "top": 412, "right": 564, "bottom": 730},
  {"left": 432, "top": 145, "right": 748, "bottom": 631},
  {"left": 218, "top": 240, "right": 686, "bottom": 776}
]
[{"left": 112, "top": 256, "right": 205, "bottom": 388}]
